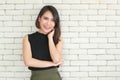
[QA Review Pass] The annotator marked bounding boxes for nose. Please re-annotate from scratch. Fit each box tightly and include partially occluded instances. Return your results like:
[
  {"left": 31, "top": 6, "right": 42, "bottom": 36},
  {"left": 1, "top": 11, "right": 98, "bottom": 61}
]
[{"left": 47, "top": 20, "right": 51, "bottom": 25}]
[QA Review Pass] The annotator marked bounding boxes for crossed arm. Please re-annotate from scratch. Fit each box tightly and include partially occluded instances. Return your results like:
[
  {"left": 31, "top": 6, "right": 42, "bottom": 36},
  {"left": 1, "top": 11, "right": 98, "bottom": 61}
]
[{"left": 22, "top": 35, "right": 64, "bottom": 68}]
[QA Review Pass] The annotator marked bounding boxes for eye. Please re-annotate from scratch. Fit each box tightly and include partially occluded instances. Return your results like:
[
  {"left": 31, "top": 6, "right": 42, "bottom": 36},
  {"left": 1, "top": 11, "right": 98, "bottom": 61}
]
[{"left": 43, "top": 17, "right": 48, "bottom": 20}]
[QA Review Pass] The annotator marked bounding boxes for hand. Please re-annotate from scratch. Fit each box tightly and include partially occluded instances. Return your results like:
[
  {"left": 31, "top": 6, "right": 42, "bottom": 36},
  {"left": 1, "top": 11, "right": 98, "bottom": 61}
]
[
  {"left": 53, "top": 58, "right": 64, "bottom": 66},
  {"left": 48, "top": 29, "right": 55, "bottom": 38}
]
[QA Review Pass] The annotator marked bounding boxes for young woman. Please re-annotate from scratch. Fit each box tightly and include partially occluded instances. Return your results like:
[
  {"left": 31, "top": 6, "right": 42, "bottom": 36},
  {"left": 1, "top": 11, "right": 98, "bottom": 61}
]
[{"left": 22, "top": 5, "right": 64, "bottom": 80}]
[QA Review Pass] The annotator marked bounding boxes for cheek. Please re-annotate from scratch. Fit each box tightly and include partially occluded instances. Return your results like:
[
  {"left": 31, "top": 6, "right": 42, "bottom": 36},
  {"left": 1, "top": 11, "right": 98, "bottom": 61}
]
[{"left": 52, "top": 22, "right": 55, "bottom": 27}]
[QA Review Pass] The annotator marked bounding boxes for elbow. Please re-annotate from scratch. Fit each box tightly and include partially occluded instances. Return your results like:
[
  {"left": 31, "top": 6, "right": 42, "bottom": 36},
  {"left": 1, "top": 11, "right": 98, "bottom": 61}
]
[
  {"left": 53, "top": 58, "right": 61, "bottom": 64},
  {"left": 24, "top": 60, "right": 31, "bottom": 67},
  {"left": 24, "top": 61, "right": 29, "bottom": 67}
]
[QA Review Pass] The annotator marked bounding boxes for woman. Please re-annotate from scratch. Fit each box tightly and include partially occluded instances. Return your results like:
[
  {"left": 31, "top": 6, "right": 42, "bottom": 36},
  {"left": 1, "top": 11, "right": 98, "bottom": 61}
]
[{"left": 22, "top": 5, "right": 64, "bottom": 80}]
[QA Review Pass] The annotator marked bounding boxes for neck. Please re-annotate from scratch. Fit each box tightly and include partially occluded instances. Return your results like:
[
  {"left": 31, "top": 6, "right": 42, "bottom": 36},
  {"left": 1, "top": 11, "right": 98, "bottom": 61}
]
[{"left": 38, "top": 29, "right": 48, "bottom": 35}]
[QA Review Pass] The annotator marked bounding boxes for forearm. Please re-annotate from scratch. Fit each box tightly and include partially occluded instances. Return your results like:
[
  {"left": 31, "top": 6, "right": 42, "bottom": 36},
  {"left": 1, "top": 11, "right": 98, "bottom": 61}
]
[
  {"left": 48, "top": 38, "right": 61, "bottom": 63},
  {"left": 25, "top": 58, "right": 55, "bottom": 68}
]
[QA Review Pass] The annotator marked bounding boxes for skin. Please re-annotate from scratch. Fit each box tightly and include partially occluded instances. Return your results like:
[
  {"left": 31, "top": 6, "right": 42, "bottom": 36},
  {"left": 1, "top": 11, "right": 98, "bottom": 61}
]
[{"left": 22, "top": 11, "right": 64, "bottom": 68}]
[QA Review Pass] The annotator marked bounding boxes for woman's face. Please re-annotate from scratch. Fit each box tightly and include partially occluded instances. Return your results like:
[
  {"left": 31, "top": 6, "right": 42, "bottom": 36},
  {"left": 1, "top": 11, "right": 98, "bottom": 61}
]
[{"left": 38, "top": 11, "right": 55, "bottom": 34}]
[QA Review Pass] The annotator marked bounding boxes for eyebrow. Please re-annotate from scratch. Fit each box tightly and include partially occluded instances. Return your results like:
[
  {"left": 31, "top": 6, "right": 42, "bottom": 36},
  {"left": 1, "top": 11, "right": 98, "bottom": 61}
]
[{"left": 43, "top": 16, "right": 53, "bottom": 20}]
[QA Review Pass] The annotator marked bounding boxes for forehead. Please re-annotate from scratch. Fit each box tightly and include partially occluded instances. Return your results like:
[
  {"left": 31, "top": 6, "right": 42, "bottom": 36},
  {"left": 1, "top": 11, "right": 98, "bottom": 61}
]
[{"left": 42, "top": 11, "right": 53, "bottom": 18}]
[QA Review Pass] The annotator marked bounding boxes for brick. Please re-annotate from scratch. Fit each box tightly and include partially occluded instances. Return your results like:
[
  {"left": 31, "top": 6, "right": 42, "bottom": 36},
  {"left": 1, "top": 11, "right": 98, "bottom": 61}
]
[
  {"left": 70, "top": 4, "right": 88, "bottom": 9},
  {"left": 4, "top": 21, "right": 22, "bottom": 27},
  {"left": 107, "top": 61, "right": 120, "bottom": 65},
  {"left": 98, "top": 32, "right": 115, "bottom": 37},
  {"left": 80, "top": 78, "right": 97, "bottom": 80},
  {"left": 79, "top": 32, "right": 97, "bottom": 37},
  {"left": 0, "top": 27, "right": 13, "bottom": 32},
  {"left": 4, "top": 33, "right": 22, "bottom": 38},
  {"left": 99, "top": 77, "right": 116, "bottom": 80},
  {"left": 14, "top": 72, "right": 30, "bottom": 77},
  {"left": 79, "top": 10, "right": 97, "bottom": 15},
  {"left": 62, "top": 32, "right": 78, "bottom": 38},
  {"left": 4, "top": 44, "right": 22, "bottom": 49},
  {"left": 100, "top": 0, "right": 117, "bottom": 4},
  {"left": 106, "top": 72, "right": 120, "bottom": 76},
  {"left": 0, "top": 72, "right": 14, "bottom": 77},
  {"left": 98, "top": 10, "right": 115, "bottom": 15},
  {"left": 98, "top": 44, "right": 116, "bottom": 48},
  {"left": 0, "top": 10, "right": 4, "bottom": 15},
  {"left": 13, "top": 16, "right": 31, "bottom": 20},
  {"left": 49, "top": 4, "right": 70, "bottom": 9},
  {"left": 0, "top": 16, "right": 12, "bottom": 20},
  {"left": 81, "top": 0, "right": 99, "bottom": 3},
  {"left": 88, "top": 16, "right": 105, "bottom": 20},
  {"left": 6, "top": 67, "right": 24, "bottom": 71},
  {"left": 61, "top": 21, "right": 79, "bottom": 26},
  {"left": 6, "top": 10, "right": 23, "bottom": 15},
  {"left": 15, "top": 4, "right": 33, "bottom": 9},
  {"left": 25, "top": 0, "right": 42, "bottom": 3},
  {"left": 3, "top": 55, "right": 21, "bottom": 60},
  {"left": 90, "top": 25, "right": 104, "bottom": 31},
  {"left": 97, "top": 55, "right": 115, "bottom": 60},
  {"left": 70, "top": 61, "right": 88, "bottom": 65},
  {"left": 64, "top": 54, "right": 78, "bottom": 60},
  {"left": 108, "top": 5, "right": 120, "bottom": 9},
  {"left": 90, "top": 38, "right": 107, "bottom": 43},
  {"left": 80, "top": 44, "right": 98, "bottom": 48},
  {"left": 0, "top": 5, "right": 14, "bottom": 9},
  {"left": 106, "top": 27, "right": 120, "bottom": 32},
  {"left": 89, "top": 4, "right": 107, "bottom": 9},
  {"left": 24, "top": 10, "right": 38, "bottom": 15},
  {"left": 108, "top": 38, "right": 120, "bottom": 43},
  {"left": 89, "top": 72, "right": 106, "bottom": 76},
  {"left": 89, "top": 61, "right": 106, "bottom": 65},
  {"left": 79, "top": 21, "right": 96, "bottom": 26},
  {"left": 0, "top": 0, "right": 6, "bottom": 4},
  {"left": 0, "top": 38, "right": 14, "bottom": 43},
  {"left": 13, "top": 27, "right": 31, "bottom": 32},
  {"left": 0, "top": 50, "right": 12, "bottom": 54},
  {"left": 79, "top": 55, "right": 96, "bottom": 60},
  {"left": 61, "top": 10, "right": 79, "bottom": 15},
  {"left": 98, "top": 66, "right": 115, "bottom": 71},
  {"left": 6, "top": 0, "right": 24, "bottom": 3},
  {"left": 97, "top": 21, "right": 115, "bottom": 26},
  {"left": 70, "top": 49, "right": 87, "bottom": 55},
  {"left": 69, "top": 27, "right": 87, "bottom": 32},
  {"left": 61, "top": 16, "right": 69, "bottom": 20},
  {"left": 43, "top": 0, "right": 62, "bottom": 3},
  {"left": 71, "top": 38, "right": 88, "bottom": 43},
  {"left": 22, "top": 21, "right": 34, "bottom": 26},
  {"left": 62, "top": 0, "right": 80, "bottom": 3},
  {"left": 106, "top": 16, "right": 120, "bottom": 20},
  {"left": 107, "top": 49, "right": 120, "bottom": 54},
  {"left": 88, "top": 49, "right": 106, "bottom": 54},
  {"left": 80, "top": 66, "right": 97, "bottom": 71},
  {"left": 61, "top": 66, "right": 79, "bottom": 71},
  {"left": 0, "top": 61, "right": 13, "bottom": 66},
  {"left": 70, "top": 16, "right": 87, "bottom": 20},
  {"left": 70, "top": 72, "right": 88, "bottom": 77}
]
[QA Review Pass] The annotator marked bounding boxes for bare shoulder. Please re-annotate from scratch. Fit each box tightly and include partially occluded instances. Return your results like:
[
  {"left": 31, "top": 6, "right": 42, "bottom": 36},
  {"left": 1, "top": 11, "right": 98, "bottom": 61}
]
[{"left": 23, "top": 35, "right": 28, "bottom": 43}]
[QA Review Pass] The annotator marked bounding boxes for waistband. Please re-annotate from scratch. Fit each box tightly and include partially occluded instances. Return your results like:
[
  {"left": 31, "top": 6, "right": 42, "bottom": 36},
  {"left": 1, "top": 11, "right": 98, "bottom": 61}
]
[{"left": 31, "top": 67, "right": 58, "bottom": 74}]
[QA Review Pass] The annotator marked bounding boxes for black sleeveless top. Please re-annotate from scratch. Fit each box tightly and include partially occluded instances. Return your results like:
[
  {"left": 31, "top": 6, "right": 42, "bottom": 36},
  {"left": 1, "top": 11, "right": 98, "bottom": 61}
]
[{"left": 28, "top": 31, "right": 57, "bottom": 71}]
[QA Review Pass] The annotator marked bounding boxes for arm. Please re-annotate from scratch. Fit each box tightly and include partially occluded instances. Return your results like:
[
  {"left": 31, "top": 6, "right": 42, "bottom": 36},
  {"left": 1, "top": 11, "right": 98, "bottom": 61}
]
[
  {"left": 22, "top": 35, "right": 59, "bottom": 68},
  {"left": 48, "top": 30, "right": 64, "bottom": 64}
]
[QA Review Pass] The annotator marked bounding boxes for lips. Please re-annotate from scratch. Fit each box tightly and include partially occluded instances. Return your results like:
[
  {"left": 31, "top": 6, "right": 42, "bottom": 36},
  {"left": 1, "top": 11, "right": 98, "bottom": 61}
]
[{"left": 44, "top": 25, "right": 50, "bottom": 29}]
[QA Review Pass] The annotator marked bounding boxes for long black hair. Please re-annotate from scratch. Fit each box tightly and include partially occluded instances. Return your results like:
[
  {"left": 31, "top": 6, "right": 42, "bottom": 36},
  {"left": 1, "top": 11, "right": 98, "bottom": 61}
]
[{"left": 35, "top": 5, "right": 61, "bottom": 45}]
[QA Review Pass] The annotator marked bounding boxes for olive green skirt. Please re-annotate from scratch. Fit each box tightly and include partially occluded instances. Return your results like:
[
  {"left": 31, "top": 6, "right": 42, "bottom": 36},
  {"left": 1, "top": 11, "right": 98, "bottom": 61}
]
[{"left": 30, "top": 68, "right": 62, "bottom": 80}]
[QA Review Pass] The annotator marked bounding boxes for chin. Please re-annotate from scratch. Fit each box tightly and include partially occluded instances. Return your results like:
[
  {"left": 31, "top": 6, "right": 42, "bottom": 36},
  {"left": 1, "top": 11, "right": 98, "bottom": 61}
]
[{"left": 43, "top": 29, "right": 51, "bottom": 33}]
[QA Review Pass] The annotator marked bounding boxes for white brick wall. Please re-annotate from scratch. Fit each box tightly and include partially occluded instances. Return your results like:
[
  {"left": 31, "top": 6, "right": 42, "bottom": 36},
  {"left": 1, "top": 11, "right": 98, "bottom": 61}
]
[{"left": 0, "top": 0, "right": 120, "bottom": 80}]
